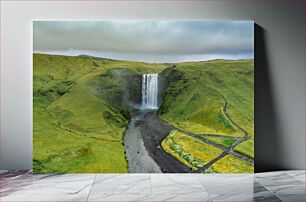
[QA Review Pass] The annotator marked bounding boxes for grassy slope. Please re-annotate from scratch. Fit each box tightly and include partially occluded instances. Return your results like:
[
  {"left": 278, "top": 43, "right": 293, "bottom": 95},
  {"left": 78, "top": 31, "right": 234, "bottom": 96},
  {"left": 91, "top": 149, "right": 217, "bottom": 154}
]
[
  {"left": 158, "top": 60, "right": 254, "bottom": 173},
  {"left": 200, "top": 136, "right": 236, "bottom": 148},
  {"left": 161, "top": 130, "right": 223, "bottom": 171},
  {"left": 33, "top": 54, "right": 167, "bottom": 173},
  {"left": 234, "top": 138, "right": 254, "bottom": 158},
  {"left": 158, "top": 60, "right": 254, "bottom": 152},
  {"left": 206, "top": 154, "right": 254, "bottom": 173}
]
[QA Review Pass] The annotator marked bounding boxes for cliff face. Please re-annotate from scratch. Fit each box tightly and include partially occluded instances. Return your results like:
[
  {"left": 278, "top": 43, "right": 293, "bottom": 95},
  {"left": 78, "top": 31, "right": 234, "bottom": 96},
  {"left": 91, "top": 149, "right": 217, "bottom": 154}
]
[
  {"left": 89, "top": 68, "right": 143, "bottom": 116},
  {"left": 125, "top": 73, "right": 143, "bottom": 107}
]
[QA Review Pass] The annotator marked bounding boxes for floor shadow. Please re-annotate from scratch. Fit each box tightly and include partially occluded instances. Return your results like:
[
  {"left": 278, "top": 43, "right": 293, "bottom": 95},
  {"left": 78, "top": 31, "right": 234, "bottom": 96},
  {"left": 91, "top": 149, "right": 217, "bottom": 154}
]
[
  {"left": 254, "top": 24, "right": 285, "bottom": 172},
  {"left": 0, "top": 170, "right": 62, "bottom": 197}
]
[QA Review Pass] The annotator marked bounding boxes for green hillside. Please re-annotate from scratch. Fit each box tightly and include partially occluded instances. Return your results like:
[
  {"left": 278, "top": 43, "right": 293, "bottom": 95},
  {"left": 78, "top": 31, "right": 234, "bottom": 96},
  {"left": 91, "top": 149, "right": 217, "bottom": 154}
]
[
  {"left": 158, "top": 59, "right": 254, "bottom": 172},
  {"left": 33, "top": 53, "right": 254, "bottom": 173},
  {"left": 33, "top": 53, "right": 167, "bottom": 173},
  {"left": 158, "top": 60, "right": 254, "bottom": 137}
]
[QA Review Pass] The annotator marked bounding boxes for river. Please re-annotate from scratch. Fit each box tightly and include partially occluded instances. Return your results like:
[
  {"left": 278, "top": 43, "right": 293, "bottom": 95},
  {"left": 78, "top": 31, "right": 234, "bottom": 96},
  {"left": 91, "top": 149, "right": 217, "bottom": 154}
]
[{"left": 124, "top": 110, "right": 161, "bottom": 173}]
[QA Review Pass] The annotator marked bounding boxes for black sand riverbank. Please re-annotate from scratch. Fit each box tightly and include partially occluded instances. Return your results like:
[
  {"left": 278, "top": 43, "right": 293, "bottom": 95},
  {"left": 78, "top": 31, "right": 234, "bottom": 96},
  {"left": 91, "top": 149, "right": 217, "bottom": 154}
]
[
  {"left": 124, "top": 110, "right": 161, "bottom": 173},
  {"left": 140, "top": 111, "right": 191, "bottom": 173}
]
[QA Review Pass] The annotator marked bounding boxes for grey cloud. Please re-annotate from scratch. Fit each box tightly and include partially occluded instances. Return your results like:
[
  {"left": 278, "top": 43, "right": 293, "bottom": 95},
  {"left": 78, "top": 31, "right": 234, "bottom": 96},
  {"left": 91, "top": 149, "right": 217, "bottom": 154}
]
[{"left": 33, "top": 21, "right": 254, "bottom": 57}]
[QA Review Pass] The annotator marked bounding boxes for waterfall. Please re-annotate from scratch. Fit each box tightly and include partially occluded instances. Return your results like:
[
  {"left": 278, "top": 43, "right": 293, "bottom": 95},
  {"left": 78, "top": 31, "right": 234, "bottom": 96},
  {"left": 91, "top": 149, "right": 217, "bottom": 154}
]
[{"left": 142, "top": 74, "right": 158, "bottom": 109}]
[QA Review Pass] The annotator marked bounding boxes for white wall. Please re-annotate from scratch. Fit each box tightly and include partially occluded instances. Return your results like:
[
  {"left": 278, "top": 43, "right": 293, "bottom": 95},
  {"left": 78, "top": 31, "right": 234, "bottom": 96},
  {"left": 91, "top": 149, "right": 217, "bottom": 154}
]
[{"left": 1, "top": 0, "right": 305, "bottom": 171}]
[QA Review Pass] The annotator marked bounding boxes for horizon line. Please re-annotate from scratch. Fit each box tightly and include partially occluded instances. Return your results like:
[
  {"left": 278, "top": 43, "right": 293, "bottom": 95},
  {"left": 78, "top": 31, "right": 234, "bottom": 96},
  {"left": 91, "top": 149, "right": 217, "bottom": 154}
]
[{"left": 33, "top": 51, "right": 254, "bottom": 64}]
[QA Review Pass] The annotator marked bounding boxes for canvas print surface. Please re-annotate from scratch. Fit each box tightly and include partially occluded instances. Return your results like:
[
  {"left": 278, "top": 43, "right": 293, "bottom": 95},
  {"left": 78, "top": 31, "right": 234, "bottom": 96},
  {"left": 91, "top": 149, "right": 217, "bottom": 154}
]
[{"left": 33, "top": 21, "right": 254, "bottom": 173}]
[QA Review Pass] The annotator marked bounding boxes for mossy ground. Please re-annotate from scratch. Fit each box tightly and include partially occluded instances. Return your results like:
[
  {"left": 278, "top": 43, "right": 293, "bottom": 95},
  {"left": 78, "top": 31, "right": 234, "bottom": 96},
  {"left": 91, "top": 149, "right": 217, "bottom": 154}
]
[
  {"left": 234, "top": 138, "right": 254, "bottom": 158},
  {"left": 205, "top": 154, "right": 254, "bottom": 173},
  {"left": 161, "top": 130, "right": 223, "bottom": 171},
  {"left": 200, "top": 136, "right": 237, "bottom": 148}
]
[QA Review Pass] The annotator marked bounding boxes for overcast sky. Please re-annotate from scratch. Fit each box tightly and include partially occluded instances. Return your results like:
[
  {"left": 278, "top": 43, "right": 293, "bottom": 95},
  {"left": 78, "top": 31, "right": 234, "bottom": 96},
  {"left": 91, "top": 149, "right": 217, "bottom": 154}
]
[{"left": 33, "top": 21, "right": 254, "bottom": 63}]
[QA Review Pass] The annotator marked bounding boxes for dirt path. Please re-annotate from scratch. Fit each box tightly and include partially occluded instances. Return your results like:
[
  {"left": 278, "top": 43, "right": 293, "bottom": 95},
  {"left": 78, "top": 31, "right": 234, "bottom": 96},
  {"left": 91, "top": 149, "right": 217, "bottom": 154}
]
[{"left": 193, "top": 93, "right": 252, "bottom": 173}]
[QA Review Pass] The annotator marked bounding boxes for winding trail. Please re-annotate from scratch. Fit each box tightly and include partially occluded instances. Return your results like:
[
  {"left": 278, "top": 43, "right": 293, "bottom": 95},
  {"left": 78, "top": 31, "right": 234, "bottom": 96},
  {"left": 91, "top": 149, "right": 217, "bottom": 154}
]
[
  {"left": 138, "top": 109, "right": 253, "bottom": 173},
  {"left": 169, "top": 69, "right": 253, "bottom": 172},
  {"left": 149, "top": 89, "right": 253, "bottom": 173},
  {"left": 198, "top": 93, "right": 251, "bottom": 171},
  {"left": 182, "top": 92, "right": 252, "bottom": 173}
]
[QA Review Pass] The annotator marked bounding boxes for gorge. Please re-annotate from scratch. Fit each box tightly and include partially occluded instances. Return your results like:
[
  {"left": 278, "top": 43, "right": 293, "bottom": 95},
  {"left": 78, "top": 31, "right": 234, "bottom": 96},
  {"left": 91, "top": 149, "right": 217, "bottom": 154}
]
[{"left": 124, "top": 73, "right": 163, "bottom": 173}]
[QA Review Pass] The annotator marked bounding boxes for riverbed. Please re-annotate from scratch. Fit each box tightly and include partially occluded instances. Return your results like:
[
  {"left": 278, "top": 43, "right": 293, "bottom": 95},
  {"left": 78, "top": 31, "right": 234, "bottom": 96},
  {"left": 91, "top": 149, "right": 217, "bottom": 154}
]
[
  {"left": 124, "top": 110, "right": 192, "bottom": 173},
  {"left": 124, "top": 110, "right": 161, "bottom": 173}
]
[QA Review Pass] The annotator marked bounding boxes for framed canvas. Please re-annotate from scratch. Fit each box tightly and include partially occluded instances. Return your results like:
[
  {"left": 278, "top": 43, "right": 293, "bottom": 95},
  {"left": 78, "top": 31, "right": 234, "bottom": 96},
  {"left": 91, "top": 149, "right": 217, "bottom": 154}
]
[{"left": 33, "top": 21, "right": 254, "bottom": 173}]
